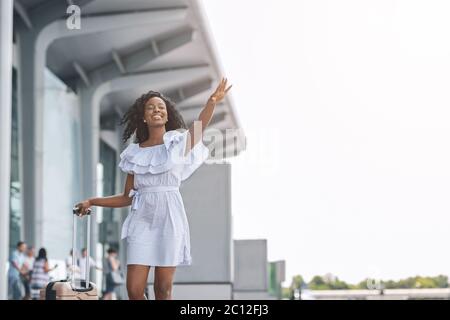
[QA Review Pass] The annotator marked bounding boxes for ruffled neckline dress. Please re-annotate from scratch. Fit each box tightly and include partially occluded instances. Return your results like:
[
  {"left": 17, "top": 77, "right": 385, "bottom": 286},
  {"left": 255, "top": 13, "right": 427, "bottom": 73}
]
[
  {"left": 117, "top": 129, "right": 209, "bottom": 266},
  {"left": 118, "top": 129, "right": 209, "bottom": 180}
]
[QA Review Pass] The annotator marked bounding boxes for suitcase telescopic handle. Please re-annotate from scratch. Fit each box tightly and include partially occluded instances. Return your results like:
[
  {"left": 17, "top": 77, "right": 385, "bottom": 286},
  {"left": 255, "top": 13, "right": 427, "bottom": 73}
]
[{"left": 72, "top": 207, "right": 92, "bottom": 289}]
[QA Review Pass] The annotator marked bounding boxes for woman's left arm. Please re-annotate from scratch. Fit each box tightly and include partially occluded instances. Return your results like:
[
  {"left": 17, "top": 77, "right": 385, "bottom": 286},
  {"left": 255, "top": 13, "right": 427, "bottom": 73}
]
[{"left": 185, "top": 77, "right": 232, "bottom": 156}]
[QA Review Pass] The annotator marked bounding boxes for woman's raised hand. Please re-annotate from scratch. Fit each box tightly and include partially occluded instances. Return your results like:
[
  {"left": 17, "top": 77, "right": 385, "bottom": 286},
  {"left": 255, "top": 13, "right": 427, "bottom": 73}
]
[{"left": 209, "top": 77, "right": 232, "bottom": 103}]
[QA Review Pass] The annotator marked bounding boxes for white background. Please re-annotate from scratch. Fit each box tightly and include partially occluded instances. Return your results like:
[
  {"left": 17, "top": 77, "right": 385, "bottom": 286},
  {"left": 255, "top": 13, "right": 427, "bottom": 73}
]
[{"left": 203, "top": 0, "right": 450, "bottom": 285}]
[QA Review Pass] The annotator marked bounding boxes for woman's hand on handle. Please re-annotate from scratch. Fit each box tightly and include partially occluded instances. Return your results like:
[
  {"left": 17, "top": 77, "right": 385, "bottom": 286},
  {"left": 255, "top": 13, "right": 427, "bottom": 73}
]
[
  {"left": 73, "top": 174, "right": 135, "bottom": 216},
  {"left": 74, "top": 200, "right": 92, "bottom": 217}
]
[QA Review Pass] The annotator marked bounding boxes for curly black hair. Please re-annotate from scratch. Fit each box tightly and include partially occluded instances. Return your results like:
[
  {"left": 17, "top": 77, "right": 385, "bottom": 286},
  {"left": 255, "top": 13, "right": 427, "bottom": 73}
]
[{"left": 120, "top": 90, "right": 187, "bottom": 144}]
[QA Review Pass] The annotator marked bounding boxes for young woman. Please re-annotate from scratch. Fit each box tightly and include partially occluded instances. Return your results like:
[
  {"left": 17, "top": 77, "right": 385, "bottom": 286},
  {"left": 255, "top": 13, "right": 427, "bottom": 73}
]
[
  {"left": 103, "top": 247, "right": 122, "bottom": 300},
  {"left": 75, "top": 77, "right": 232, "bottom": 300},
  {"left": 30, "top": 248, "right": 57, "bottom": 299}
]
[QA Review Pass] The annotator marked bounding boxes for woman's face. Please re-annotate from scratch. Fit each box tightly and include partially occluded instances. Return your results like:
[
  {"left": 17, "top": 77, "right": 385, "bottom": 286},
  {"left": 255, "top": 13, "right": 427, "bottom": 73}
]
[{"left": 143, "top": 96, "right": 168, "bottom": 127}]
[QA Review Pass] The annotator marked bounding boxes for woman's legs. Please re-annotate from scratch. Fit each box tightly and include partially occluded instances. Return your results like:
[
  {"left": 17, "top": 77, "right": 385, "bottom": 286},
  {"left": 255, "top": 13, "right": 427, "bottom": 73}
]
[
  {"left": 154, "top": 266, "right": 176, "bottom": 300},
  {"left": 126, "top": 264, "right": 151, "bottom": 300},
  {"left": 102, "top": 277, "right": 114, "bottom": 300}
]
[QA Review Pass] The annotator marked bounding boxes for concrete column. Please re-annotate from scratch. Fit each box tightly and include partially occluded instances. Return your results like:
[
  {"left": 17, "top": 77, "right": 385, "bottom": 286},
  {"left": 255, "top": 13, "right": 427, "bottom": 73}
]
[
  {"left": 16, "top": 28, "right": 44, "bottom": 249},
  {"left": 0, "top": 0, "right": 14, "bottom": 300}
]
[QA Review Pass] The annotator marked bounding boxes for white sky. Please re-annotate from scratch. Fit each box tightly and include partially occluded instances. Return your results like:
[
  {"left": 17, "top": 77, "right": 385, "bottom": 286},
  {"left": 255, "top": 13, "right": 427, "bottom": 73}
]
[{"left": 203, "top": 0, "right": 450, "bottom": 285}]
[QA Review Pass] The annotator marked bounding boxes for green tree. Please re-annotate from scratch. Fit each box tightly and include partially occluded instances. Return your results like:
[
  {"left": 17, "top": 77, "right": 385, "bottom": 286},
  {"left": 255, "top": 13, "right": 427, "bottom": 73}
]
[
  {"left": 307, "top": 275, "right": 351, "bottom": 290},
  {"left": 432, "top": 275, "right": 448, "bottom": 288},
  {"left": 330, "top": 278, "right": 350, "bottom": 290},
  {"left": 309, "top": 275, "right": 327, "bottom": 290},
  {"left": 290, "top": 275, "right": 305, "bottom": 290},
  {"left": 289, "top": 273, "right": 449, "bottom": 291}
]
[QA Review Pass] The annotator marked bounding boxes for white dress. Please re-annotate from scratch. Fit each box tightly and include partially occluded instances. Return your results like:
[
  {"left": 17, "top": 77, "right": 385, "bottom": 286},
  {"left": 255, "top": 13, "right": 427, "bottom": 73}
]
[{"left": 118, "top": 129, "right": 209, "bottom": 267}]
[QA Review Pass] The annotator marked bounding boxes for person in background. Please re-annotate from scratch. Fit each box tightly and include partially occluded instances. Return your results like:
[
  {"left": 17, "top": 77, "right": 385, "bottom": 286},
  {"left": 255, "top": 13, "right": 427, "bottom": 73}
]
[
  {"left": 7, "top": 241, "right": 27, "bottom": 300},
  {"left": 30, "top": 248, "right": 58, "bottom": 300},
  {"left": 103, "top": 248, "right": 122, "bottom": 300},
  {"left": 21, "top": 246, "right": 35, "bottom": 300},
  {"left": 65, "top": 249, "right": 79, "bottom": 280},
  {"left": 79, "top": 248, "right": 102, "bottom": 282}
]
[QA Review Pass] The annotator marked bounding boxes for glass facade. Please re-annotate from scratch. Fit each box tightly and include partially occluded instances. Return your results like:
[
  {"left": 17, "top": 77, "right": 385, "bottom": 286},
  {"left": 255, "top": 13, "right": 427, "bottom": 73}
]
[
  {"left": 100, "top": 140, "right": 116, "bottom": 217},
  {"left": 7, "top": 64, "right": 121, "bottom": 260},
  {"left": 99, "top": 140, "right": 119, "bottom": 249}
]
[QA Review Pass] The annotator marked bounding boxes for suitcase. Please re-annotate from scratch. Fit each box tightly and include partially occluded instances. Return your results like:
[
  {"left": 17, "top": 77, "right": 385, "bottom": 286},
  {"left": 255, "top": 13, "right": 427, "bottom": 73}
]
[{"left": 40, "top": 208, "right": 98, "bottom": 300}]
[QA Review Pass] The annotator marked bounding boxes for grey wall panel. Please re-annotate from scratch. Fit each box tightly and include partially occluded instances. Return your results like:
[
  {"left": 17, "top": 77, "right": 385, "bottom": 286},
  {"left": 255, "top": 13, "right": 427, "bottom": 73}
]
[{"left": 234, "top": 239, "right": 268, "bottom": 291}]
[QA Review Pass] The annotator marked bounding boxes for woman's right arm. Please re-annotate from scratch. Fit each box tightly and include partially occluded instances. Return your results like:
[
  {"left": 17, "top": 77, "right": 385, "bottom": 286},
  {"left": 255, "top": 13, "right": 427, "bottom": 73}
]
[{"left": 75, "top": 174, "right": 134, "bottom": 215}]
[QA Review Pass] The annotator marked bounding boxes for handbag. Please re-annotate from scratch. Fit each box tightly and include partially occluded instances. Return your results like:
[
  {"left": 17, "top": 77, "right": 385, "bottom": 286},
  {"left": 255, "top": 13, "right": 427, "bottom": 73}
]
[{"left": 108, "top": 270, "right": 124, "bottom": 286}]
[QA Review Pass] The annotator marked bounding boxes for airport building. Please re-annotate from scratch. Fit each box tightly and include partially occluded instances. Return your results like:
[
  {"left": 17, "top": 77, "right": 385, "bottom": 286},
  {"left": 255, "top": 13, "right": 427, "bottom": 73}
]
[{"left": 0, "top": 0, "right": 285, "bottom": 299}]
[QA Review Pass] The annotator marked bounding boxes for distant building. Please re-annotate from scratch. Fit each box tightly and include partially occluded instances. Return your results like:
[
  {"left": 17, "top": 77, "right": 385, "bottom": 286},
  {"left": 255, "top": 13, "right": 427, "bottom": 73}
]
[{"left": 233, "top": 239, "right": 286, "bottom": 300}]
